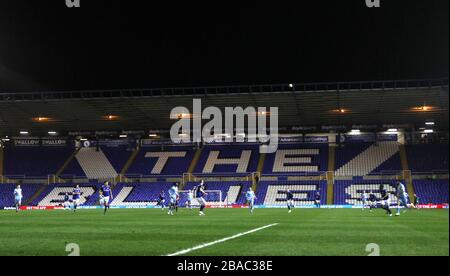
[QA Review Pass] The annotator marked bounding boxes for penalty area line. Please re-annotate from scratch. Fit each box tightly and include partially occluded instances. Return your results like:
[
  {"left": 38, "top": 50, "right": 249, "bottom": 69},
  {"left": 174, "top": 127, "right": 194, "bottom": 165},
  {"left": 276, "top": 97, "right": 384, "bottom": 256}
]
[{"left": 165, "top": 223, "right": 279, "bottom": 256}]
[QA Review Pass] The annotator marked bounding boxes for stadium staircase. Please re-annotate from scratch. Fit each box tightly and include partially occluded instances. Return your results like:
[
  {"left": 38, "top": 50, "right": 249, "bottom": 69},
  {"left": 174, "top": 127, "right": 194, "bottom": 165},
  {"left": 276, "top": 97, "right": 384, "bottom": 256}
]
[
  {"left": 327, "top": 145, "right": 336, "bottom": 205},
  {"left": 254, "top": 153, "right": 266, "bottom": 192},
  {"left": 75, "top": 148, "right": 118, "bottom": 179},
  {"left": 55, "top": 148, "right": 80, "bottom": 182},
  {"left": 335, "top": 142, "right": 400, "bottom": 176},
  {"left": 181, "top": 147, "right": 203, "bottom": 190},
  {"left": 399, "top": 145, "right": 415, "bottom": 202},
  {"left": 117, "top": 146, "right": 141, "bottom": 182},
  {"left": 0, "top": 147, "right": 4, "bottom": 177},
  {"left": 24, "top": 185, "right": 46, "bottom": 206}
]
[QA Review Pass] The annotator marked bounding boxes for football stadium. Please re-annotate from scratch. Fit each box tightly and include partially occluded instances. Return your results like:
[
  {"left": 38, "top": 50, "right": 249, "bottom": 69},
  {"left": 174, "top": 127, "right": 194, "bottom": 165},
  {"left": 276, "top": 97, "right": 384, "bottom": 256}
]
[{"left": 0, "top": 1, "right": 448, "bottom": 258}]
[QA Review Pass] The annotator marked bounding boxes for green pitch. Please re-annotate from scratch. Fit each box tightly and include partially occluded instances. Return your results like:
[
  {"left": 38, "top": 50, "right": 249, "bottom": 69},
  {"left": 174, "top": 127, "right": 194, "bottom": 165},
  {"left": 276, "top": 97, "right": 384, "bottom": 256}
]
[{"left": 0, "top": 208, "right": 448, "bottom": 256}]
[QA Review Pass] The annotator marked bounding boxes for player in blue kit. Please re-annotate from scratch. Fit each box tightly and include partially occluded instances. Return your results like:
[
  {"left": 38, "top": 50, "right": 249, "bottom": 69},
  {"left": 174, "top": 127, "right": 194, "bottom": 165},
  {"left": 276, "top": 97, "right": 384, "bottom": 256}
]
[
  {"left": 245, "top": 188, "right": 256, "bottom": 214},
  {"left": 167, "top": 183, "right": 179, "bottom": 216},
  {"left": 286, "top": 190, "right": 294, "bottom": 213},
  {"left": 72, "top": 185, "right": 81, "bottom": 212},
  {"left": 195, "top": 180, "right": 208, "bottom": 216},
  {"left": 369, "top": 192, "right": 377, "bottom": 212},
  {"left": 157, "top": 191, "right": 166, "bottom": 210},
  {"left": 315, "top": 191, "right": 321, "bottom": 208},
  {"left": 63, "top": 192, "right": 71, "bottom": 210},
  {"left": 100, "top": 182, "right": 113, "bottom": 215},
  {"left": 379, "top": 185, "right": 393, "bottom": 217}
]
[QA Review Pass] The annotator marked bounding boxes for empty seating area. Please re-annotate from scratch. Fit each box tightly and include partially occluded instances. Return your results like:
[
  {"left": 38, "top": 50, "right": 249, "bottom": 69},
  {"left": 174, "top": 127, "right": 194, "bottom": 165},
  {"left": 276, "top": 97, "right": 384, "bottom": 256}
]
[
  {"left": 31, "top": 183, "right": 103, "bottom": 206},
  {"left": 194, "top": 145, "right": 259, "bottom": 174},
  {"left": 406, "top": 144, "right": 449, "bottom": 173},
  {"left": 127, "top": 146, "right": 195, "bottom": 176},
  {"left": 112, "top": 182, "right": 175, "bottom": 206},
  {"left": 256, "top": 181, "right": 327, "bottom": 205},
  {"left": 0, "top": 184, "right": 43, "bottom": 208},
  {"left": 334, "top": 180, "right": 399, "bottom": 205},
  {"left": 3, "top": 145, "right": 74, "bottom": 177},
  {"left": 0, "top": 142, "right": 448, "bottom": 208},
  {"left": 335, "top": 142, "right": 400, "bottom": 176},
  {"left": 263, "top": 144, "right": 328, "bottom": 175},
  {"left": 413, "top": 180, "right": 449, "bottom": 204},
  {"left": 72, "top": 148, "right": 119, "bottom": 179}
]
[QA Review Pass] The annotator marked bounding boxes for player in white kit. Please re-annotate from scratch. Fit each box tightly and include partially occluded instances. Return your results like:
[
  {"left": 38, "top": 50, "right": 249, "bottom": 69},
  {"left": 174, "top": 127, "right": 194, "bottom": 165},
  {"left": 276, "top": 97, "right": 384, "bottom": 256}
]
[
  {"left": 245, "top": 188, "right": 256, "bottom": 214},
  {"left": 14, "top": 185, "right": 23, "bottom": 213}
]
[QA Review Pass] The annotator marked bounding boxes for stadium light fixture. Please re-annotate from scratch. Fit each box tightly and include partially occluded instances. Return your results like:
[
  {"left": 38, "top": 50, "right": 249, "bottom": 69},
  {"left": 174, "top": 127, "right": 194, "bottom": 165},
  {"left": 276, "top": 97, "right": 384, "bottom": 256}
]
[
  {"left": 20, "top": 131, "right": 29, "bottom": 135},
  {"left": 387, "top": 128, "right": 398, "bottom": 133},
  {"left": 331, "top": 108, "right": 348, "bottom": 114},
  {"left": 423, "top": 129, "right": 434, "bottom": 134},
  {"left": 33, "top": 117, "right": 51, "bottom": 122},
  {"left": 425, "top": 122, "right": 435, "bottom": 126},
  {"left": 349, "top": 129, "right": 361, "bottom": 135},
  {"left": 119, "top": 134, "right": 128, "bottom": 138},
  {"left": 48, "top": 131, "right": 57, "bottom": 135},
  {"left": 411, "top": 105, "right": 435, "bottom": 112},
  {"left": 104, "top": 115, "right": 120, "bottom": 120},
  {"left": 148, "top": 134, "right": 158, "bottom": 137}
]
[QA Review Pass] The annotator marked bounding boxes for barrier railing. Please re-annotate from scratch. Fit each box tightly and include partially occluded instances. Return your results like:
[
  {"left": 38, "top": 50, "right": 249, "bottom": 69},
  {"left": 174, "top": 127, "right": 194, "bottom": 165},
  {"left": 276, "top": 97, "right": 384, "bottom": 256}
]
[
  {"left": 1, "top": 170, "right": 448, "bottom": 185},
  {"left": 1, "top": 78, "right": 447, "bottom": 102}
]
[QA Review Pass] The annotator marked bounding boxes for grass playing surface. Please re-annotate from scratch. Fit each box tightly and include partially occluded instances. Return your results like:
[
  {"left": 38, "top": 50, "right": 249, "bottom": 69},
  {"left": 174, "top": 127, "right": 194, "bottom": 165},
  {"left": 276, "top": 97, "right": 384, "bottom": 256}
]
[{"left": 0, "top": 208, "right": 448, "bottom": 256}]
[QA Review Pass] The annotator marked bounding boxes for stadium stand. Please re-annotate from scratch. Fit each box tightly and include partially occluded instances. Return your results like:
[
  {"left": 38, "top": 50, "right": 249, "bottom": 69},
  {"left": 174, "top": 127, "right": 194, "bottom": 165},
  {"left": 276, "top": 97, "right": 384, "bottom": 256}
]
[
  {"left": 111, "top": 182, "right": 175, "bottom": 206},
  {"left": 334, "top": 180, "right": 400, "bottom": 205},
  {"left": 127, "top": 145, "right": 195, "bottom": 176},
  {"left": 194, "top": 144, "right": 260, "bottom": 174},
  {"left": 0, "top": 142, "right": 448, "bottom": 207},
  {"left": 413, "top": 180, "right": 449, "bottom": 204},
  {"left": 335, "top": 142, "right": 400, "bottom": 176},
  {"left": 262, "top": 144, "right": 328, "bottom": 175},
  {"left": 183, "top": 181, "right": 252, "bottom": 206},
  {"left": 255, "top": 181, "right": 327, "bottom": 206},
  {"left": 30, "top": 183, "right": 103, "bottom": 207},
  {"left": 405, "top": 144, "right": 449, "bottom": 173},
  {"left": 4, "top": 145, "right": 74, "bottom": 177},
  {"left": 0, "top": 184, "right": 43, "bottom": 208}
]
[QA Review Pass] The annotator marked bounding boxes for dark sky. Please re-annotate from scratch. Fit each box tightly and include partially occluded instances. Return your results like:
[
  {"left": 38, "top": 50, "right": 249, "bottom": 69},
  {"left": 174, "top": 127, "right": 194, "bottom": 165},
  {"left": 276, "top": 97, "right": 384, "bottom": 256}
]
[{"left": 0, "top": 0, "right": 448, "bottom": 92}]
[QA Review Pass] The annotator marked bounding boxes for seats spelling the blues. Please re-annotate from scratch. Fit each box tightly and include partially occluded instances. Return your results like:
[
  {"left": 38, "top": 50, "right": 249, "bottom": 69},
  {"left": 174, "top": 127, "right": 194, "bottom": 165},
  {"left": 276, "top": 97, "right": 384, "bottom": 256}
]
[
  {"left": 127, "top": 146, "right": 195, "bottom": 176},
  {"left": 335, "top": 142, "right": 402, "bottom": 176},
  {"left": 3, "top": 142, "right": 448, "bottom": 177},
  {"left": 194, "top": 145, "right": 260, "bottom": 174},
  {"left": 263, "top": 144, "right": 328, "bottom": 175},
  {"left": 256, "top": 181, "right": 327, "bottom": 205}
]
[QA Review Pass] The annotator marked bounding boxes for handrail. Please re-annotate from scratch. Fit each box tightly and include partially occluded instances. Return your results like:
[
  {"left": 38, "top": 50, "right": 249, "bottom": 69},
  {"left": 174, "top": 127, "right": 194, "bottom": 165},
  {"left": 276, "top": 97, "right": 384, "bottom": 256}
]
[{"left": 1, "top": 78, "right": 448, "bottom": 102}]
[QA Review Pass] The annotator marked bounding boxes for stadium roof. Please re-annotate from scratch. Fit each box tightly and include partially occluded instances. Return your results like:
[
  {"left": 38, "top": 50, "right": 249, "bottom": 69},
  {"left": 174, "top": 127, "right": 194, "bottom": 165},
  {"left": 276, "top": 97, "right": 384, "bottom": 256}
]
[{"left": 0, "top": 79, "right": 448, "bottom": 137}]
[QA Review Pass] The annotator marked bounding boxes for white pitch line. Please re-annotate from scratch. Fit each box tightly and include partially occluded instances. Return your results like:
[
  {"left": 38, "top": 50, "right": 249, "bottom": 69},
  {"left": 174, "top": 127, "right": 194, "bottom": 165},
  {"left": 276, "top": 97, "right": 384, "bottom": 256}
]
[{"left": 166, "top": 223, "right": 279, "bottom": 256}]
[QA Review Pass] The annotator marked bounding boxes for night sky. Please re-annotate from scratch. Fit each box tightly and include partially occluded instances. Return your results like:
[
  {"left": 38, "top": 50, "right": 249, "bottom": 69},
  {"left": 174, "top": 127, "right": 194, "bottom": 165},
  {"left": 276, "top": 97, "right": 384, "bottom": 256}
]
[{"left": 0, "top": 0, "right": 448, "bottom": 92}]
